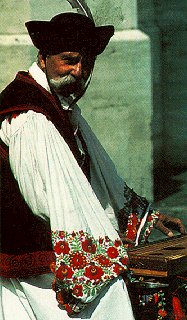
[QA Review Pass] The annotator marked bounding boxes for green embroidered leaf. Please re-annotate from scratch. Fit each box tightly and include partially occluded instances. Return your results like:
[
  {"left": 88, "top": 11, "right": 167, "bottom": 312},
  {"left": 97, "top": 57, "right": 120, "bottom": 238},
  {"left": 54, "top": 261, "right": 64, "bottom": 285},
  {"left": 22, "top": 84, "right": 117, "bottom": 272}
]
[
  {"left": 104, "top": 268, "right": 111, "bottom": 275},
  {"left": 75, "top": 269, "right": 84, "bottom": 277},
  {"left": 96, "top": 246, "right": 105, "bottom": 254},
  {"left": 62, "top": 255, "right": 70, "bottom": 265},
  {"left": 90, "top": 287, "right": 97, "bottom": 297},
  {"left": 70, "top": 240, "right": 82, "bottom": 252},
  {"left": 83, "top": 286, "right": 91, "bottom": 296}
]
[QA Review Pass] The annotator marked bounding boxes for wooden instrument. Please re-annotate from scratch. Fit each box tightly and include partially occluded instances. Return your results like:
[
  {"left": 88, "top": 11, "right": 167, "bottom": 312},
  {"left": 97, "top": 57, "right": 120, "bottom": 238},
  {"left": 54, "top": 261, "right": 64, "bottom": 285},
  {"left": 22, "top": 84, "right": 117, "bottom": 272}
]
[{"left": 128, "top": 235, "right": 187, "bottom": 277}]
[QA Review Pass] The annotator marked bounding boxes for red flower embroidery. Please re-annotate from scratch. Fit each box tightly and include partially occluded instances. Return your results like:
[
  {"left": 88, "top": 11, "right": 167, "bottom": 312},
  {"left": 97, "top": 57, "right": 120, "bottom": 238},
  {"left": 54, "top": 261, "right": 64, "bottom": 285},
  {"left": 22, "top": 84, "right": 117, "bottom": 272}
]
[
  {"left": 154, "top": 293, "right": 158, "bottom": 304},
  {"left": 120, "top": 256, "right": 128, "bottom": 266},
  {"left": 114, "top": 239, "right": 122, "bottom": 247},
  {"left": 113, "top": 263, "right": 125, "bottom": 275},
  {"left": 56, "top": 290, "right": 65, "bottom": 305},
  {"left": 107, "top": 247, "right": 119, "bottom": 259},
  {"left": 95, "top": 255, "right": 111, "bottom": 267},
  {"left": 147, "top": 214, "right": 154, "bottom": 223},
  {"left": 84, "top": 265, "right": 104, "bottom": 280},
  {"left": 126, "top": 214, "right": 139, "bottom": 241},
  {"left": 158, "top": 309, "right": 167, "bottom": 317},
  {"left": 58, "top": 231, "right": 65, "bottom": 238},
  {"left": 56, "top": 264, "right": 74, "bottom": 280},
  {"left": 72, "top": 284, "right": 83, "bottom": 297},
  {"left": 54, "top": 241, "right": 70, "bottom": 255},
  {"left": 50, "top": 261, "right": 56, "bottom": 273},
  {"left": 70, "top": 252, "right": 87, "bottom": 270},
  {"left": 99, "top": 237, "right": 103, "bottom": 244},
  {"left": 82, "top": 239, "right": 96, "bottom": 254}
]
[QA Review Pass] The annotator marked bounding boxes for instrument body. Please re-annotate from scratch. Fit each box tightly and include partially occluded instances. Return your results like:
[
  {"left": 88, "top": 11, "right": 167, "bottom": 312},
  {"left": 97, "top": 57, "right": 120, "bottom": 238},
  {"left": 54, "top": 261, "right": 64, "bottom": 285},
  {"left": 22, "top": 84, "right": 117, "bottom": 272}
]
[{"left": 128, "top": 235, "right": 187, "bottom": 277}]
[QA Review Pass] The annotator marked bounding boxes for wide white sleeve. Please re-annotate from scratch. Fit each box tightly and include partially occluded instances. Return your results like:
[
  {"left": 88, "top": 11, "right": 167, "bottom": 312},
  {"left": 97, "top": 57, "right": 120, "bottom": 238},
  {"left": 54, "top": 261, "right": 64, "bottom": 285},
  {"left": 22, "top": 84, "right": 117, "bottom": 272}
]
[{"left": 1, "top": 111, "right": 118, "bottom": 239}]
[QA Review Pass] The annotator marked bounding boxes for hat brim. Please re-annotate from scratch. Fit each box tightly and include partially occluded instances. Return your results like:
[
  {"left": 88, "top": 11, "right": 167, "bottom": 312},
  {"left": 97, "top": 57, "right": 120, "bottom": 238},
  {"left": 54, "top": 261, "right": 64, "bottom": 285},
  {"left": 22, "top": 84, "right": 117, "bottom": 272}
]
[{"left": 25, "top": 14, "right": 114, "bottom": 56}]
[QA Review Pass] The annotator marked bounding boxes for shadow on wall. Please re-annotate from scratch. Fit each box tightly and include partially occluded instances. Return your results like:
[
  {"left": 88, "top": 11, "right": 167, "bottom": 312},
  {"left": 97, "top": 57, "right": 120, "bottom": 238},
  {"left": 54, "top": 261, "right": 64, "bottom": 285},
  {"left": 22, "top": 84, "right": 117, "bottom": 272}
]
[{"left": 137, "top": 0, "right": 187, "bottom": 201}]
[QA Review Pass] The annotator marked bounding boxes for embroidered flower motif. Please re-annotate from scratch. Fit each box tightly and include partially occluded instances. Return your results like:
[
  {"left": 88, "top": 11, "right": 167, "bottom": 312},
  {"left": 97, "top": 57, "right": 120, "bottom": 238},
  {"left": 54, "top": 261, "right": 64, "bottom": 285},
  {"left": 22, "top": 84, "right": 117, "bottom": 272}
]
[
  {"left": 120, "top": 256, "right": 129, "bottom": 266},
  {"left": 107, "top": 246, "right": 119, "bottom": 259},
  {"left": 99, "top": 237, "right": 103, "bottom": 244},
  {"left": 139, "top": 210, "right": 160, "bottom": 243},
  {"left": 58, "top": 231, "right": 65, "bottom": 238},
  {"left": 158, "top": 309, "right": 167, "bottom": 317},
  {"left": 72, "top": 284, "right": 83, "bottom": 297},
  {"left": 125, "top": 213, "right": 139, "bottom": 242},
  {"left": 84, "top": 265, "right": 104, "bottom": 280},
  {"left": 114, "top": 239, "right": 122, "bottom": 247},
  {"left": 54, "top": 241, "right": 70, "bottom": 255},
  {"left": 56, "top": 290, "right": 65, "bottom": 305},
  {"left": 50, "top": 261, "right": 56, "bottom": 273},
  {"left": 105, "top": 236, "right": 110, "bottom": 242},
  {"left": 95, "top": 255, "right": 111, "bottom": 267},
  {"left": 113, "top": 263, "right": 125, "bottom": 275},
  {"left": 70, "top": 252, "right": 87, "bottom": 270},
  {"left": 56, "top": 264, "right": 74, "bottom": 280},
  {"left": 82, "top": 239, "right": 96, "bottom": 254}
]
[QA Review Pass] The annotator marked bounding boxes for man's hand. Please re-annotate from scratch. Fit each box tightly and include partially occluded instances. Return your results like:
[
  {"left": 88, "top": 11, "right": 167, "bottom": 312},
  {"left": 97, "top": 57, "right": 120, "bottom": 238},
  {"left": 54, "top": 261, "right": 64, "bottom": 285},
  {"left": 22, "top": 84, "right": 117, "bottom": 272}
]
[{"left": 155, "top": 213, "right": 187, "bottom": 237}]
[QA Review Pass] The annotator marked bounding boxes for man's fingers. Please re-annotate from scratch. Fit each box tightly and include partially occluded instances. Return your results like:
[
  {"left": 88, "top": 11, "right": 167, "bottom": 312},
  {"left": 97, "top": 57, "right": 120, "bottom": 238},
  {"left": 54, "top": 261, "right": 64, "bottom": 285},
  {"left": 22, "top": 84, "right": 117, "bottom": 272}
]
[
  {"left": 120, "top": 236, "right": 135, "bottom": 246},
  {"left": 175, "top": 220, "right": 187, "bottom": 235},
  {"left": 155, "top": 220, "right": 174, "bottom": 237},
  {"left": 156, "top": 213, "right": 187, "bottom": 236}
]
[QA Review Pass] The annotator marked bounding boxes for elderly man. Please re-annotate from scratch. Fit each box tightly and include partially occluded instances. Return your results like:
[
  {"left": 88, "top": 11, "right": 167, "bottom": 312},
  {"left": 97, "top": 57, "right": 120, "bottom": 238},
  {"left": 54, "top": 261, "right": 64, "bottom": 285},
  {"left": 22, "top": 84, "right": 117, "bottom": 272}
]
[{"left": 0, "top": 12, "right": 186, "bottom": 320}]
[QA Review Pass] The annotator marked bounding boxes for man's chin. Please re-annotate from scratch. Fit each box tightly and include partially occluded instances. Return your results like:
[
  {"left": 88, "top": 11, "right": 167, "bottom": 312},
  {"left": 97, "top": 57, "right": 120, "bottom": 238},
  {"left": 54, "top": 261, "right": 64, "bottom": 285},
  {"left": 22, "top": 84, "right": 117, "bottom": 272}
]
[
  {"left": 53, "top": 86, "right": 74, "bottom": 97},
  {"left": 55, "top": 85, "right": 84, "bottom": 98}
]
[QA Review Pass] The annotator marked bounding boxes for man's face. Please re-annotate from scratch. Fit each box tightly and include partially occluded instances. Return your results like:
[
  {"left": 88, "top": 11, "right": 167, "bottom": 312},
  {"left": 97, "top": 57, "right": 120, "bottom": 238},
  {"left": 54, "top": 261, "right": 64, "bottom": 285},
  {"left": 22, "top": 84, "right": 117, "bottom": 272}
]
[{"left": 43, "top": 52, "right": 94, "bottom": 97}]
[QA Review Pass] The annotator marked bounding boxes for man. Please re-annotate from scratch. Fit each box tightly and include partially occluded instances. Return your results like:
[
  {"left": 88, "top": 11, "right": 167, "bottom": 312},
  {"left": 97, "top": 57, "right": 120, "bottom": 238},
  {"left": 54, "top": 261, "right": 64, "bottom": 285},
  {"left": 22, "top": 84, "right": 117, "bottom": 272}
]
[{"left": 0, "top": 12, "right": 186, "bottom": 320}]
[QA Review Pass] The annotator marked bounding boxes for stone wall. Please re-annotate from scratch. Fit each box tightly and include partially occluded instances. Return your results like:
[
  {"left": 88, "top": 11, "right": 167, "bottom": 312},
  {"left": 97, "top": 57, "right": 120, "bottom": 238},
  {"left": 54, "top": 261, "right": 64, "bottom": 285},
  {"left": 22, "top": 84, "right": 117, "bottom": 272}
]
[{"left": 137, "top": 0, "right": 187, "bottom": 200}]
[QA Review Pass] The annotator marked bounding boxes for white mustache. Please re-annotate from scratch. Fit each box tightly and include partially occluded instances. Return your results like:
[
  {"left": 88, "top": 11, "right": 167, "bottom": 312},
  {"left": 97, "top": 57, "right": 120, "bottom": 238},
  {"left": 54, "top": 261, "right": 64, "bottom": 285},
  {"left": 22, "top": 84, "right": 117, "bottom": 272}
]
[{"left": 49, "top": 74, "right": 76, "bottom": 89}]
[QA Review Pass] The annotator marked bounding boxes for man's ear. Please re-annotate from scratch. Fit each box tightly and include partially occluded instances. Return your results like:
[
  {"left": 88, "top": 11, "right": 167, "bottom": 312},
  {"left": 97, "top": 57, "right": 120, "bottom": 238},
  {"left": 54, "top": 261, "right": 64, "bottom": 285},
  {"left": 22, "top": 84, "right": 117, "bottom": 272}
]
[{"left": 38, "top": 52, "right": 46, "bottom": 71}]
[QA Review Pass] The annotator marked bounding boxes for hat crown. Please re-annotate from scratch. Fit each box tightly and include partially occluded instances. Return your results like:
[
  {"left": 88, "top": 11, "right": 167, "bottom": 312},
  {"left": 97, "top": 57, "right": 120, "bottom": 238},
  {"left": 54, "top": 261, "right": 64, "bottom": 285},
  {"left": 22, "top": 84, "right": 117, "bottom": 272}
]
[{"left": 50, "top": 12, "right": 95, "bottom": 29}]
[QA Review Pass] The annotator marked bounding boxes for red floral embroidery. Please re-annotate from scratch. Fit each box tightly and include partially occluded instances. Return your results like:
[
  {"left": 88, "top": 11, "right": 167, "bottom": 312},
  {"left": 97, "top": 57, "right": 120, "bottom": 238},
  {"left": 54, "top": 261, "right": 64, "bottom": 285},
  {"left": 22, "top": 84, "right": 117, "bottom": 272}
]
[
  {"left": 95, "top": 255, "right": 111, "bottom": 267},
  {"left": 0, "top": 251, "right": 55, "bottom": 278},
  {"left": 54, "top": 241, "right": 70, "bottom": 255},
  {"left": 99, "top": 237, "right": 103, "bottom": 244},
  {"left": 84, "top": 265, "right": 104, "bottom": 280},
  {"left": 56, "top": 264, "right": 74, "bottom": 280},
  {"left": 82, "top": 238, "right": 96, "bottom": 254},
  {"left": 120, "top": 256, "right": 129, "bottom": 266},
  {"left": 72, "top": 284, "right": 83, "bottom": 297},
  {"left": 105, "top": 236, "right": 110, "bottom": 242},
  {"left": 154, "top": 293, "right": 159, "bottom": 304},
  {"left": 126, "top": 213, "right": 139, "bottom": 242},
  {"left": 56, "top": 290, "right": 65, "bottom": 305},
  {"left": 114, "top": 239, "right": 122, "bottom": 247},
  {"left": 50, "top": 261, "right": 56, "bottom": 273},
  {"left": 58, "top": 231, "right": 66, "bottom": 238},
  {"left": 51, "top": 230, "right": 129, "bottom": 315},
  {"left": 107, "top": 246, "right": 119, "bottom": 259},
  {"left": 113, "top": 263, "right": 125, "bottom": 275},
  {"left": 158, "top": 309, "right": 167, "bottom": 317},
  {"left": 70, "top": 252, "right": 87, "bottom": 270}
]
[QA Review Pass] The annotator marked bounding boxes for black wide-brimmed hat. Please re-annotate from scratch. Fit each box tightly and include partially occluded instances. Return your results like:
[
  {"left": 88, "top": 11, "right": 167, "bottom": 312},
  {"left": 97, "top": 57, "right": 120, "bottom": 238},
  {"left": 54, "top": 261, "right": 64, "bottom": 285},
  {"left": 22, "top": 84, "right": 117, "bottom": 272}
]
[{"left": 25, "top": 12, "right": 114, "bottom": 56}]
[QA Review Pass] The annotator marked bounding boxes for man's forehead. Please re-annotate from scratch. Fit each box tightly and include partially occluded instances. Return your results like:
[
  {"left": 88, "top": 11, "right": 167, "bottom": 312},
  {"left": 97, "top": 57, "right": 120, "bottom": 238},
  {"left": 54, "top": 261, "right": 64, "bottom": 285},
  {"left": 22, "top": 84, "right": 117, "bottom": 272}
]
[{"left": 55, "top": 52, "right": 82, "bottom": 58}]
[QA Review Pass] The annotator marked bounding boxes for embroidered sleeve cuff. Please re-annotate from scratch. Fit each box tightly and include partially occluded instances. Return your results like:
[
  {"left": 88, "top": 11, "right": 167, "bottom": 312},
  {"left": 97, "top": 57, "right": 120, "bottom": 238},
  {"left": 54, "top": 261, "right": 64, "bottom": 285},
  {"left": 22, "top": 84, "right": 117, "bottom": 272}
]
[{"left": 51, "top": 230, "right": 129, "bottom": 315}]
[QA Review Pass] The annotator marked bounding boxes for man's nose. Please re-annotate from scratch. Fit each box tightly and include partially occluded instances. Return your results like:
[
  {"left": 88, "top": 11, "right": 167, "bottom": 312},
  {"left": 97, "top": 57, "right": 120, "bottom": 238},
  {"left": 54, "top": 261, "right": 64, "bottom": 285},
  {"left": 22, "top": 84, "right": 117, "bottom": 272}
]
[{"left": 71, "top": 61, "right": 82, "bottom": 78}]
